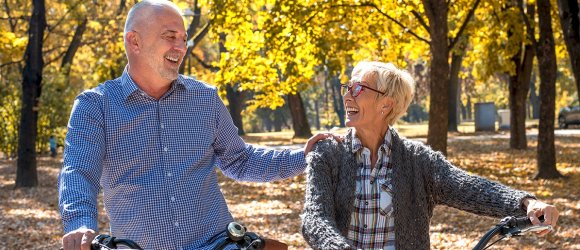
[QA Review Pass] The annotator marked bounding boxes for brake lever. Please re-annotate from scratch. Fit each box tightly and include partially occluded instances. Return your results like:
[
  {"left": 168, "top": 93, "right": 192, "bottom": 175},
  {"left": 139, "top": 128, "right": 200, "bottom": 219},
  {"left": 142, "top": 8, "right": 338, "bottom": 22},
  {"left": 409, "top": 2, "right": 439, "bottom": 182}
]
[
  {"left": 503, "top": 224, "right": 552, "bottom": 238},
  {"left": 520, "top": 225, "right": 553, "bottom": 234}
]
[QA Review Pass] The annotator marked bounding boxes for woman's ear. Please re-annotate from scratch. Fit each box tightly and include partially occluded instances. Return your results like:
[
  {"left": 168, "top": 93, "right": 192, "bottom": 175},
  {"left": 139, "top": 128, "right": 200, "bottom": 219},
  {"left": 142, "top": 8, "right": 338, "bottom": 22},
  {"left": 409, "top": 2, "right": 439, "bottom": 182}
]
[{"left": 381, "top": 98, "right": 396, "bottom": 115}]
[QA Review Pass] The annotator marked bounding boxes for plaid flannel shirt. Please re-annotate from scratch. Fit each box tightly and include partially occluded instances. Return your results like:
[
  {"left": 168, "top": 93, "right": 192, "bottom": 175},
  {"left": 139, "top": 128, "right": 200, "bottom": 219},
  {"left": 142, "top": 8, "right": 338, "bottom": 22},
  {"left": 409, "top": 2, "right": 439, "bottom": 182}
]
[{"left": 347, "top": 129, "right": 396, "bottom": 249}]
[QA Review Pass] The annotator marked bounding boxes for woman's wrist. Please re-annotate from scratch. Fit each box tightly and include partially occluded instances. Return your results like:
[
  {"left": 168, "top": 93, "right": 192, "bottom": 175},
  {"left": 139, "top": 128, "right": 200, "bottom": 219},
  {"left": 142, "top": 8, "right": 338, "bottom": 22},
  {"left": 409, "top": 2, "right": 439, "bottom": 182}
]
[{"left": 521, "top": 197, "right": 537, "bottom": 210}]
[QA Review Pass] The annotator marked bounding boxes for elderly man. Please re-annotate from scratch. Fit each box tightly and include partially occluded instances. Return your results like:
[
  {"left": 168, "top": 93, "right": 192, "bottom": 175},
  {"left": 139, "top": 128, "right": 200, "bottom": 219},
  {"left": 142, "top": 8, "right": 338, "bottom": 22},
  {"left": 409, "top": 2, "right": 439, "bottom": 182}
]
[{"left": 58, "top": 1, "right": 331, "bottom": 249}]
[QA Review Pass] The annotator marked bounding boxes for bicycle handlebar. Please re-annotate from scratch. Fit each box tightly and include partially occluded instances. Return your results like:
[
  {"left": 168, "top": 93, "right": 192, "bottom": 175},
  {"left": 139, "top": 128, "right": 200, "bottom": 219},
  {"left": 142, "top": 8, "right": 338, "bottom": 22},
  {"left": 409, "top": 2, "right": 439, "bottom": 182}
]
[
  {"left": 88, "top": 222, "right": 263, "bottom": 250},
  {"left": 473, "top": 215, "right": 551, "bottom": 250},
  {"left": 91, "top": 234, "right": 143, "bottom": 250}
]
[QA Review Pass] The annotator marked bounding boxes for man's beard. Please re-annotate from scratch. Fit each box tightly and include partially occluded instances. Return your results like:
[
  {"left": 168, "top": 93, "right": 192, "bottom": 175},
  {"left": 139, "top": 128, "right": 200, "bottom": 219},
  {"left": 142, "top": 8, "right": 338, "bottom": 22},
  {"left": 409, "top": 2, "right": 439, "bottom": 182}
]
[
  {"left": 159, "top": 66, "right": 179, "bottom": 81},
  {"left": 143, "top": 46, "right": 180, "bottom": 81}
]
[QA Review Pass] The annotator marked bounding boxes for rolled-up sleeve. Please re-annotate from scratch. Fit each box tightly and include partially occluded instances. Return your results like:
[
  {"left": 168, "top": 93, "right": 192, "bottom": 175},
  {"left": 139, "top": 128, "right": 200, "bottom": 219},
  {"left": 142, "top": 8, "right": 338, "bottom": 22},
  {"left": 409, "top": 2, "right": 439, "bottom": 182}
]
[{"left": 211, "top": 91, "right": 306, "bottom": 182}]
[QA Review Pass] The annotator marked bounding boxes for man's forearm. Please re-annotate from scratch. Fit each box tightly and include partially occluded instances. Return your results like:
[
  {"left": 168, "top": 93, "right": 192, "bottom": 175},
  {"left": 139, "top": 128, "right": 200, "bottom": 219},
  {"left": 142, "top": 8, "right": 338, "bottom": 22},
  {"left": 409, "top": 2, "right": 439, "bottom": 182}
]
[{"left": 59, "top": 177, "right": 99, "bottom": 233}]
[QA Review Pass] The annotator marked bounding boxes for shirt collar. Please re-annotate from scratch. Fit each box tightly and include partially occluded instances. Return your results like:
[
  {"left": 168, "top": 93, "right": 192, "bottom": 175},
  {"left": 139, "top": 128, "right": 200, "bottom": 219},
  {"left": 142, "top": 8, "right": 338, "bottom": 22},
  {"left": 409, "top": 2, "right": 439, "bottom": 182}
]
[
  {"left": 350, "top": 127, "right": 393, "bottom": 154},
  {"left": 120, "top": 65, "right": 189, "bottom": 100},
  {"left": 120, "top": 66, "right": 139, "bottom": 100}
]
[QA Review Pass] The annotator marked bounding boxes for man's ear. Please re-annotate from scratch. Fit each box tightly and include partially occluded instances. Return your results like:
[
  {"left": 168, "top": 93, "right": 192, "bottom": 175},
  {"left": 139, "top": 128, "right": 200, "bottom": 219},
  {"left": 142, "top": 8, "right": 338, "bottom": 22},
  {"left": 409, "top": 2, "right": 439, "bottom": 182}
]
[{"left": 125, "top": 31, "right": 140, "bottom": 54}]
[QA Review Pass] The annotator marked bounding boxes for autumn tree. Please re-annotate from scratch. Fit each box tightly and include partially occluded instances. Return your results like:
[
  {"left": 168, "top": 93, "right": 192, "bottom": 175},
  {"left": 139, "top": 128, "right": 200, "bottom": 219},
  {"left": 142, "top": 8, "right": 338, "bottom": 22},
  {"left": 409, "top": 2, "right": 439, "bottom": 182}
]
[
  {"left": 294, "top": 0, "right": 479, "bottom": 153},
  {"left": 557, "top": 0, "right": 580, "bottom": 99},
  {"left": 2, "top": 0, "right": 129, "bottom": 186},
  {"left": 465, "top": 0, "right": 536, "bottom": 149},
  {"left": 211, "top": 0, "right": 318, "bottom": 138},
  {"left": 508, "top": 3, "right": 535, "bottom": 150},
  {"left": 179, "top": 0, "right": 210, "bottom": 75},
  {"left": 16, "top": 0, "right": 46, "bottom": 187},
  {"left": 418, "top": 0, "right": 481, "bottom": 153},
  {"left": 1, "top": 0, "right": 29, "bottom": 158},
  {"left": 175, "top": 2, "right": 250, "bottom": 135},
  {"left": 519, "top": 0, "right": 563, "bottom": 179}
]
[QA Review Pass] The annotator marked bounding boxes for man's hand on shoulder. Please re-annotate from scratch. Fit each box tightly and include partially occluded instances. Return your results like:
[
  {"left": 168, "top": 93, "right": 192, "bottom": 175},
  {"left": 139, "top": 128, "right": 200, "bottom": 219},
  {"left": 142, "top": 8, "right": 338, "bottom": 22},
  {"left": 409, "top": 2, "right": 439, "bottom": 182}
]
[
  {"left": 304, "top": 132, "right": 343, "bottom": 155},
  {"left": 62, "top": 227, "right": 96, "bottom": 250}
]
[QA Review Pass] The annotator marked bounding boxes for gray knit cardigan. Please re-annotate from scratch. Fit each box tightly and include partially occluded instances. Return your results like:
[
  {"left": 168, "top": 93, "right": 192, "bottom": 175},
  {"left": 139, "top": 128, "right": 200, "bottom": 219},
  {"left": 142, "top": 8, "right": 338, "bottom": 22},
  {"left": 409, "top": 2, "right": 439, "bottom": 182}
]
[{"left": 301, "top": 128, "right": 535, "bottom": 250}]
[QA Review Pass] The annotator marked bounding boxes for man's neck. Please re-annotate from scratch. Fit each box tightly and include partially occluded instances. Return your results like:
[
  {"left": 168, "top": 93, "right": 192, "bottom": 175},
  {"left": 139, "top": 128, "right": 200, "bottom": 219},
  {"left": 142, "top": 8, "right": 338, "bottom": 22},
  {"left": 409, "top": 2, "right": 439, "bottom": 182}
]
[{"left": 127, "top": 65, "right": 173, "bottom": 99}]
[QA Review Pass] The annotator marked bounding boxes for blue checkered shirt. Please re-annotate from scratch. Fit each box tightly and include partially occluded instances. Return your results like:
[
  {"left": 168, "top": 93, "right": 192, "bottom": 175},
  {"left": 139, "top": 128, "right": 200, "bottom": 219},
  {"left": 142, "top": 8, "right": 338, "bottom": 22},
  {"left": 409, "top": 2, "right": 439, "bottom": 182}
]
[
  {"left": 58, "top": 68, "right": 306, "bottom": 249},
  {"left": 347, "top": 129, "right": 396, "bottom": 249}
]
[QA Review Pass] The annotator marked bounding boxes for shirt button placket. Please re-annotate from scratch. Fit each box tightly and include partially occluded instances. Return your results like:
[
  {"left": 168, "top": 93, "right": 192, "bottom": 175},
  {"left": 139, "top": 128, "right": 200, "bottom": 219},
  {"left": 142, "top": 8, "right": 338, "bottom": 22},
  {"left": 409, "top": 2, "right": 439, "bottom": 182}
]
[{"left": 159, "top": 101, "right": 178, "bottom": 237}]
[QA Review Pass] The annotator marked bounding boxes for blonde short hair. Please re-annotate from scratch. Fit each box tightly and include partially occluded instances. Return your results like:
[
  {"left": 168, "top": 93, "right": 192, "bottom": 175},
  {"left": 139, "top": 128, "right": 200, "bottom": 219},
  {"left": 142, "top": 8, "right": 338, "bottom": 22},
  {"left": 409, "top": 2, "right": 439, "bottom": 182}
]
[{"left": 352, "top": 61, "right": 415, "bottom": 125}]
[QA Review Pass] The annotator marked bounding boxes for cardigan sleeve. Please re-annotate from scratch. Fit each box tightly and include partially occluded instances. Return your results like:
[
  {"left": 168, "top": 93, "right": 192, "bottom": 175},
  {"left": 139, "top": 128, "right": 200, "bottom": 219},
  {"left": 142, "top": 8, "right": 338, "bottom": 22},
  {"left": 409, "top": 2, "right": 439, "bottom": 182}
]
[
  {"left": 301, "top": 139, "right": 352, "bottom": 250},
  {"left": 422, "top": 145, "right": 536, "bottom": 217}
]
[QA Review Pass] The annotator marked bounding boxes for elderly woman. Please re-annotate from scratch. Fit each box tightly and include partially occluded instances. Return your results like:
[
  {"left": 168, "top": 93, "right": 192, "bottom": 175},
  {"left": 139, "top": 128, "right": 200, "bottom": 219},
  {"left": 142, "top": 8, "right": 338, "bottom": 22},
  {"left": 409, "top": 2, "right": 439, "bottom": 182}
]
[{"left": 301, "top": 61, "right": 559, "bottom": 249}]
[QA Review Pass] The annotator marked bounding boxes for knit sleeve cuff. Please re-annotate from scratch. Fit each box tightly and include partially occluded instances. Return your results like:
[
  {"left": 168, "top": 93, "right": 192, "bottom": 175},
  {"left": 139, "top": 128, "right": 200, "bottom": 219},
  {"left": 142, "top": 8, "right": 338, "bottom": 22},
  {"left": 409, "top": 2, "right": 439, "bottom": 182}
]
[{"left": 519, "top": 194, "right": 538, "bottom": 212}]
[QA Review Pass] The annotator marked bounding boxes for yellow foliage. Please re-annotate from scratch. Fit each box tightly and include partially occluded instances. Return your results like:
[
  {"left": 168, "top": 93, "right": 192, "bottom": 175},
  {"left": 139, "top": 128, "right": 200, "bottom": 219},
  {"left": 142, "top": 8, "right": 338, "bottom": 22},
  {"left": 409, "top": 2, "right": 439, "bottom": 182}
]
[
  {"left": 87, "top": 21, "right": 102, "bottom": 30},
  {"left": 1, "top": 0, "right": 577, "bottom": 153}
]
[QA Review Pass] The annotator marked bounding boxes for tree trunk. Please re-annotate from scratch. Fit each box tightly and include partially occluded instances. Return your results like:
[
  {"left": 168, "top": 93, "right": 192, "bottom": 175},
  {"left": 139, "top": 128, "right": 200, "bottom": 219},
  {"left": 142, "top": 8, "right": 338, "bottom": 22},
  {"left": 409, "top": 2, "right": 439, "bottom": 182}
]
[
  {"left": 509, "top": 42, "right": 534, "bottom": 149},
  {"left": 225, "top": 85, "right": 246, "bottom": 135},
  {"left": 557, "top": 0, "right": 580, "bottom": 100},
  {"left": 16, "top": 0, "right": 46, "bottom": 188},
  {"left": 314, "top": 99, "right": 320, "bottom": 130},
  {"left": 215, "top": 32, "right": 246, "bottom": 135},
  {"left": 273, "top": 108, "right": 285, "bottom": 132},
  {"left": 423, "top": 0, "right": 450, "bottom": 154},
  {"left": 287, "top": 92, "right": 312, "bottom": 138},
  {"left": 535, "top": 0, "right": 563, "bottom": 179},
  {"left": 467, "top": 96, "right": 472, "bottom": 120},
  {"left": 330, "top": 74, "right": 345, "bottom": 127},
  {"left": 116, "top": 0, "right": 127, "bottom": 16},
  {"left": 179, "top": 0, "right": 201, "bottom": 74},
  {"left": 61, "top": 17, "right": 88, "bottom": 76},
  {"left": 529, "top": 72, "right": 540, "bottom": 119},
  {"left": 461, "top": 99, "right": 467, "bottom": 121},
  {"left": 448, "top": 52, "right": 463, "bottom": 132},
  {"left": 509, "top": 4, "right": 535, "bottom": 149}
]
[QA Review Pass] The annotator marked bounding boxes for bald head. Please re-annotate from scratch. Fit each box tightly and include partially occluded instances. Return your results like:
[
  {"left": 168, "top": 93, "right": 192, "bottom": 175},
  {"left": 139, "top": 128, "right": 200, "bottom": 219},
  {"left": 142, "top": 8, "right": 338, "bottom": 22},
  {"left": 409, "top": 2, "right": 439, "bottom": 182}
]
[
  {"left": 124, "top": 0, "right": 182, "bottom": 40},
  {"left": 122, "top": 0, "right": 187, "bottom": 88}
]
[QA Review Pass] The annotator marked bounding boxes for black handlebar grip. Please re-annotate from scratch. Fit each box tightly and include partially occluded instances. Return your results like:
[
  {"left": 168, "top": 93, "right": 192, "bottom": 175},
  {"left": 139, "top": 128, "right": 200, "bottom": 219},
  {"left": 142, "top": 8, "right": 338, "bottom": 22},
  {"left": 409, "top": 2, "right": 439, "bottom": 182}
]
[
  {"left": 113, "top": 238, "right": 143, "bottom": 249},
  {"left": 513, "top": 215, "right": 545, "bottom": 229},
  {"left": 513, "top": 217, "right": 533, "bottom": 229},
  {"left": 91, "top": 234, "right": 143, "bottom": 250}
]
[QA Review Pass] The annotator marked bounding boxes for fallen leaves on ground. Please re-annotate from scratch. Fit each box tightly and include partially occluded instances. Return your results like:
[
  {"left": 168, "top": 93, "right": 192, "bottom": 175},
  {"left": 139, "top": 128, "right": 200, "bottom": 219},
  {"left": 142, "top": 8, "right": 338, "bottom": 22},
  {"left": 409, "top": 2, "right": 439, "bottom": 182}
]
[{"left": 0, "top": 134, "right": 578, "bottom": 249}]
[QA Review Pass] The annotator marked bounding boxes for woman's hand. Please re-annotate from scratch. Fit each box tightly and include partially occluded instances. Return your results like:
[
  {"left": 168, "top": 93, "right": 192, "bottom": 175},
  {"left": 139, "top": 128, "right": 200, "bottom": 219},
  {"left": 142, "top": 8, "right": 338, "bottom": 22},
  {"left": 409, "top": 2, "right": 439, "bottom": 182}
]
[{"left": 523, "top": 198, "right": 559, "bottom": 236}]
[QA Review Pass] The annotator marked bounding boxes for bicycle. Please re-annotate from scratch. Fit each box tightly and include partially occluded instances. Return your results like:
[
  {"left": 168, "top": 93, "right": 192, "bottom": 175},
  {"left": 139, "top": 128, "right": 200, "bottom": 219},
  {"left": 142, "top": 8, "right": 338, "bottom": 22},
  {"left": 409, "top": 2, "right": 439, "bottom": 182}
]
[
  {"left": 87, "top": 216, "right": 551, "bottom": 250},
  {"left": 473, "top": 215, "right": 552, "bottom": 250},
  {"left": 89, "top": 221, "right": 264, "bottom": 250}
]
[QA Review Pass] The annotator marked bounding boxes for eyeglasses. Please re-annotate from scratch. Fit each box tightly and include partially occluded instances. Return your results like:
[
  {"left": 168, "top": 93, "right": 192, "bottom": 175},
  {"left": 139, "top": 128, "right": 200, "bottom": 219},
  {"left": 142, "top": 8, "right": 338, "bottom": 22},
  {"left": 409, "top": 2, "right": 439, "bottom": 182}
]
[{"left": 340, "top": 81, "right": 385, "bottom": 97}]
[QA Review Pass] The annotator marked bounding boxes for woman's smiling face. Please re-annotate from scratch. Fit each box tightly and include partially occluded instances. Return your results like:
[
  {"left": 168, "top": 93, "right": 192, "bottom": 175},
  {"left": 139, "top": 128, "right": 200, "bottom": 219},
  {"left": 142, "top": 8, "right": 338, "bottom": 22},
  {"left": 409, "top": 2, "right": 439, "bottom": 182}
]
[{"left": 343, "top": 71, "right": 389, "bottom": 131}]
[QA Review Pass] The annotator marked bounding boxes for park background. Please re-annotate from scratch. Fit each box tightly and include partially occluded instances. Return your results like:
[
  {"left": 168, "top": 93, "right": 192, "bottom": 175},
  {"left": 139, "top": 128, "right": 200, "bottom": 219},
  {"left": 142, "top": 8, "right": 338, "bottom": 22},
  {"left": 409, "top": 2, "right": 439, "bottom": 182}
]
[{"left": 0, "top": 0, "right": 579, "bottom": 249}]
